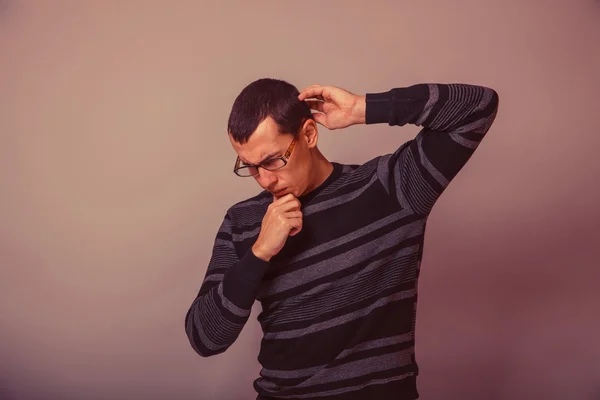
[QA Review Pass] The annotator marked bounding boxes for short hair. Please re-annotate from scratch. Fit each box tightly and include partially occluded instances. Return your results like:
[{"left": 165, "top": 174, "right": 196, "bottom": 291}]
[{"left": 227, "top": 78, "right": 314, "bottom": 144}]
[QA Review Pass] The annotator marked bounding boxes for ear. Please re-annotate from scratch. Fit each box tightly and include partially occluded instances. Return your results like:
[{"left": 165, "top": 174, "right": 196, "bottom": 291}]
[{"left": 302, "top": 119, "right": 319, "bottom": 149}]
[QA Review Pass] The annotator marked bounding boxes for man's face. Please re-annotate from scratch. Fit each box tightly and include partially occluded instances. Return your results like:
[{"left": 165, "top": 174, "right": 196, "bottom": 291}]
[{"left": 229, "top": 117, "right": 312, "bottom": 199}]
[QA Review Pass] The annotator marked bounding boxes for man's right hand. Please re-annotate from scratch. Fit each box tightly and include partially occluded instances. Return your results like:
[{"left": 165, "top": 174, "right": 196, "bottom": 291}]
[{"left": 252, "top": 194, "right": 303, "bottom": 262}]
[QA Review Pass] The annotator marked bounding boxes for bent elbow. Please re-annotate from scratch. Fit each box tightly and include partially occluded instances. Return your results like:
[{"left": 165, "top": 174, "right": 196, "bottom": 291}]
[
  {"left": 185, "top": 315, "right": 230, "bottom": 358},
  {"left": 186, "top": 331, "right": 229, "bottom": 358}
]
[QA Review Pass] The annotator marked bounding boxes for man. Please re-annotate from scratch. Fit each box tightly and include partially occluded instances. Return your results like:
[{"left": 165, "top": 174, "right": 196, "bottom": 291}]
[{"left": 185, "top": 78, "right": 499, "bottom": 399}]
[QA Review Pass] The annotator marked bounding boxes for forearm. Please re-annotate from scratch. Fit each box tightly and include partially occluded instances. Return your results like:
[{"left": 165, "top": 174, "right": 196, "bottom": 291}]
[
  {"left": 366, "top": 83, "right": 499, "bottom": 215},
  {"left": 185, "top": 249, "right": 269, "bottom": 357},
  {"left": 365, "top": 83, "right": 498, "bottom": 134}
]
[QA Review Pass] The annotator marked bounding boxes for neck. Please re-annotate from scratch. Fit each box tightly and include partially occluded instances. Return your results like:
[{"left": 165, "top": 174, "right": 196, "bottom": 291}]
[{"left": 304, "top": 149, "right": 333, "bottom": 195}]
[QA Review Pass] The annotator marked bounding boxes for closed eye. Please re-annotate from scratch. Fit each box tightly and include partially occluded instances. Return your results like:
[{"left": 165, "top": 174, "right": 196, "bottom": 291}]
[{"left": 262, "top": 158, "right": 281, "bottom": 167}]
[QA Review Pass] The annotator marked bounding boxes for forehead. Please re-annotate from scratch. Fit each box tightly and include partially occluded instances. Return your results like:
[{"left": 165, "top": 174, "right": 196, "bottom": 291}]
[{"left": 230, "top": 117, "right": 290, "bottom": 163}]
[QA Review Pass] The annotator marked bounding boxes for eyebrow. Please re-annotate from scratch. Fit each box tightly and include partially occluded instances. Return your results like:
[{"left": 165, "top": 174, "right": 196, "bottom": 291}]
[{"left": 241, "top": 152, "right": 281, "bottom": 166}]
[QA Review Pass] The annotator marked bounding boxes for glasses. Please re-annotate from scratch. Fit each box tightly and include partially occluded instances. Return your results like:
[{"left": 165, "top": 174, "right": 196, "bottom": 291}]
[{"left": 233, "top": 138, "right": 297, "bottom": 177}]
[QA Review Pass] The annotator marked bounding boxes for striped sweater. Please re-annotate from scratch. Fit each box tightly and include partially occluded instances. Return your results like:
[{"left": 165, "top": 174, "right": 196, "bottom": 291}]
[{"left": 185, "top": 83, "right": 499, "bottom": 399}]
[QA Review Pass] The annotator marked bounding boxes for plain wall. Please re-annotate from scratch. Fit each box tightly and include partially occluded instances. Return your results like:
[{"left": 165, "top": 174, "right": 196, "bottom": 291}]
[{"left": 1, "top": 1, "right": 599, "bottom": 399}]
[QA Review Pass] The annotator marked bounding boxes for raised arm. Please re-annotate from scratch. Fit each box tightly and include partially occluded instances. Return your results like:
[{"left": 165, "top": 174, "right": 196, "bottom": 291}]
[
  {"left": 299, "top": 82, "right": 499, "bottom": 214},
  {"left": 184, "top": 213, "right": 269, "bottom": 357},
  {"left": 367, "top": 83, "right": 499, "bottom": 214}
]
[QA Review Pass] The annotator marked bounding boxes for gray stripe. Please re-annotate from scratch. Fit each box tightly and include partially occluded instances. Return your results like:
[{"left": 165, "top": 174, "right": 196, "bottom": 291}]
[
  {"left": 231, "top": 196, "right": 271, "bottom": 209},
  {"left": 289, "top": 209, "right": 413, "bottom": 264},
  {"left": 393, "top": 154, "right": 412, "bottom": 210},
  {"left": 481, "top": 106, "right": 497, "bottom": 134},
  {"left": 214, "top": 238, "right": 235, "bottom": 249},
  {"left": 297, "top": 348, "right": 413, "bottom": 387},
  {"left": 260, "top": 220, "right": 424, "bottom": 298},
  {"left": 449, "top": 132, "right": 480, "bottom": 149},
  {"left": 272, "top": 373, "right": 415, "bottom": 399},
  {"left": 416, "top": 83, "right": 439, "bottom": 126},
  {"left": 480, "top": 86, "right": 494, "bottom": 107},
  {"left": 203, "top": 274, "right": 223, "bottom": 283},
  {"left": 264, "top": 288, "right": 417, "bottom": 339},
  {"left": 341, "top": 164, "right": 354, "bottom": 173},
  {"left": 449, "top": 86, "right": 481, "bottom": 125},
  {"left": 261, "top": 364, "right": 324, "bottom": 380},
  {"left": 302, "top": 174, "right": 379, "bottom": 216},
  {"left": 191, "top": 304, "right": 230, "bottom": 352},
  {"left": 272, "top": 253, "right": 419, "bottom": 325},
  {"left": 203, "top": 291, "right": 244, "bottom": 337},
  {"left": 320, "top": 163, "right": 373, "bottom": 197},
  {"left": 258, "top": 349, "right": 412, "bottom": 390},
  {"left": 232, "top": 225, "right": 261, "bottom": 242},
  {"left": 403, "top": 148, "right": 438, "bottom": 214},
  {"left": 431, "top": 100, "right": 459, "bottom": 131},
  {"left": 416, "top": 134, "right": 449, "bottom": 187},
  {"left": 263, "top": 245, "right": 420, "bottom": 316},
  {"left": 337, "top": 333, "right": 413, "bottom": 358},
  {"left": 232, "top": 211, "right": 265, "bottom": 227},
  {"left": 260, "top": 333, "right": 413, "bottom": 380},
  {"left": 377, "top": 155, "right": 392, "bottom": 194},
  {"left": 431, "top": 85, "right": 481, "bottom": 131},
  {"left": 217, "top": 283, "right": 251, "bottom": 318},
  {"left": 207, "top": 246, "right": 237, "bottom": 270},
  {"left": 450, "top": 113, "right": 491, "bottom": 135}
]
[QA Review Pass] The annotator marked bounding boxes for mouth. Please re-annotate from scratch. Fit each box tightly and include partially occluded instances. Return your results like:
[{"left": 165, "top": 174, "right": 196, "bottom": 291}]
[{"left": 273, "top": 188, "right": 288, "bottom": 196}]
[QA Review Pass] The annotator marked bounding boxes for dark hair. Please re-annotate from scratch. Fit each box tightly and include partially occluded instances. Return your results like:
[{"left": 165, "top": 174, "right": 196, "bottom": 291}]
[{"left": 227, "top": 78, "right": 314, "bottom": 144}]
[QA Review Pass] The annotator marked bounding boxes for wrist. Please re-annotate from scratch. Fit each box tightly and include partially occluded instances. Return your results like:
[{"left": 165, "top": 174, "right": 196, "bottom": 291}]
[
  {"left": 252, "top": 243, "right": 272, "bottom": 262},
  {"left": 351, "top": 95, "right": 366, "bottom": 125}
]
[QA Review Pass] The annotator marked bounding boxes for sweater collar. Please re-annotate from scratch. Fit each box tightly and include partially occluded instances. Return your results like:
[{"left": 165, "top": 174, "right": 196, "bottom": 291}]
[{"left": 298, "top": 162, "right": 343, "bottom": 204}]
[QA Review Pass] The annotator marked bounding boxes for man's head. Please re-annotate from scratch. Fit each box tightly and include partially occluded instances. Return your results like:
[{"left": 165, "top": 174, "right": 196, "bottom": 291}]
[{"left": 228, "top": 78, "right": 323, "bottom": 198}]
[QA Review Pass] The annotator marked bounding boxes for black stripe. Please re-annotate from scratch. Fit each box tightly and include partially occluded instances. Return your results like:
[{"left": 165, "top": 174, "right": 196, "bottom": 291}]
[
  {"left": 259, "top": 234, "right": 423, "bottom": 304},
  {"left": 267, "top": 280, "right": 416, "bottom": 332},
  {"left": 258, "top": 297, "right": 416, "bottom": 370}
]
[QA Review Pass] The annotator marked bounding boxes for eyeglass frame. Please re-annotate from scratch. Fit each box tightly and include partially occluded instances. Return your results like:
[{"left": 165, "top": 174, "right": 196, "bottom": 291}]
[{"left": 233, "top": 138, "right": 297, "bottom": 177}]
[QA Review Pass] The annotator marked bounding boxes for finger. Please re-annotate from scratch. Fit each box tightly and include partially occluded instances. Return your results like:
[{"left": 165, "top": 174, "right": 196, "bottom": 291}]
[
  {"left": 306, "top": 95, "right": 324, "bottom": 101},
  {"left": 288, "top": 218, "right": 303, "bottom": 236},
  {"left": 298, "top": 86, "right": 325, "bottom": 101},
  {"left": 305, "top": 100, "right": 324, "bottom": 113},
  {"left": 299, "top": 85, "right": 325, "bottom": 101},
  {"left": 273, "top": 194, "right": 301, "bottom": 211},
  {"left": 299, "top": 84, "right": 321, "bottom": 94},
  {"left": 284, "top": 210, "right": 303, "bottom": 219},
  {"left": 311, "top": 112, "right": 329, "bottom": 129},
  {"left": 273, "top": 193, "right": 295, "bottom": 203},
  {"left": 279, "top": 200, "right": 301, "bottom": 213},
  {"left": 272, "top": 192, "right": 294, "bottom": 203}
]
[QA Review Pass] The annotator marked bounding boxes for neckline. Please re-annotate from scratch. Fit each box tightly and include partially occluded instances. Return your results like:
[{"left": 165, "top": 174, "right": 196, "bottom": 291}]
[{"left": 298, "top": 162, "right": 343, "bottom": 204}]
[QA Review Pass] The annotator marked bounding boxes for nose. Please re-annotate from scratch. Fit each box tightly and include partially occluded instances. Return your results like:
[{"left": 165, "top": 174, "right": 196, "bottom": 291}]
[{"left": 255, "top": 168, "right": 277, "bottom": 189}]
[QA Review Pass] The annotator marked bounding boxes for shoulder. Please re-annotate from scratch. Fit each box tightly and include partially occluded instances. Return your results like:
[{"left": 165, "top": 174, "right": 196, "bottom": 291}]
[
  {"left": 317, "top": 157, "right": 386, "bottom": 198},
  {"left": 224, "top": 190, "right": 271, "bottom": 228}
]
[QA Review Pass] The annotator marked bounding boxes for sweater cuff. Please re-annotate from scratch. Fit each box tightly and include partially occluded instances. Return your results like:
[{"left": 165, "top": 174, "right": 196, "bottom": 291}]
[
  {"left": 227, "top": 248, "right": 270, "bottom": 286},
  {"left": 365, "top": 91, "right": 394, "bottom": 124},
  {"left": 365, "top": 85, "right": 430, "bottom": 126}
]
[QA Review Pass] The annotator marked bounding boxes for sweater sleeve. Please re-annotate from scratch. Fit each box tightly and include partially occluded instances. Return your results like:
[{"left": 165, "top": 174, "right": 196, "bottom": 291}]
[
  {"left": 185, "top": 212, "right": 270, "bottom": 357},
  {"left": 366, "top": 83, "right": 499, "bottom": 215}
]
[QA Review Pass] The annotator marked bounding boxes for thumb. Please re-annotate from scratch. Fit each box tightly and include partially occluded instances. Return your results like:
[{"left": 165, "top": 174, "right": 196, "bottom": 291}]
[{"left": 312, "top": 112, "right": 329, "bottom": 129}]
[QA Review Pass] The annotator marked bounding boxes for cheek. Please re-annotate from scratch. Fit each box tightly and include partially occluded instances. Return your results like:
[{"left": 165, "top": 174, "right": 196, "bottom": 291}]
[
  {"left": 288, "top": 167, "right": 306, "bottom": 188},
  {"left": 274, "top": 169, "right": 292, "bottom": 188}
]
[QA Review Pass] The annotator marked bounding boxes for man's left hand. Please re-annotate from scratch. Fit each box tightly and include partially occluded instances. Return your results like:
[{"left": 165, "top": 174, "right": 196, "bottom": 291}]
[{"left": 298, "top": 84, "right": 366, "bottom": 130}]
